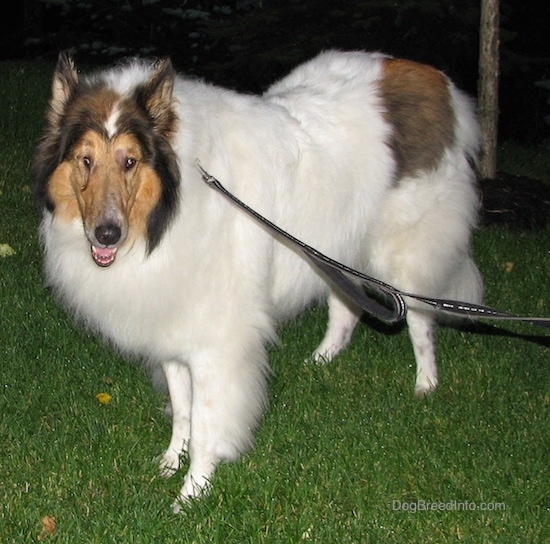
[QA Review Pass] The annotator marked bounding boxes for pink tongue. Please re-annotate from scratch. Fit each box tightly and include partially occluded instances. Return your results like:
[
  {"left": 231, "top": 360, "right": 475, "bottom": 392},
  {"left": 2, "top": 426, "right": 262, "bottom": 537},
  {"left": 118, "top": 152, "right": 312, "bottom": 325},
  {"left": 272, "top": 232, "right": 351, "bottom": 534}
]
[{"left": 91, "top": 246, "right": 117, "bottom": 267}]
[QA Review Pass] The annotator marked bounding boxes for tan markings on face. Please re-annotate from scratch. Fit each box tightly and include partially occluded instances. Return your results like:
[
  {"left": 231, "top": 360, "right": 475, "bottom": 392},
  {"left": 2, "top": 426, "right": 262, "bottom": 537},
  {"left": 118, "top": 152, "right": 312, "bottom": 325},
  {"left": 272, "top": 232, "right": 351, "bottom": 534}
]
[
  {"left": 380, "top": 58, "right": 455, "bottom": 178},
  {"left": 128, "top": 159, "right": 163, "bottom": 242},
  {"left": 47, "top": 161, "right": 81, "bottom": 223},
  {"left": 48, "top": 130, "right": 162, "bottom": 246}
]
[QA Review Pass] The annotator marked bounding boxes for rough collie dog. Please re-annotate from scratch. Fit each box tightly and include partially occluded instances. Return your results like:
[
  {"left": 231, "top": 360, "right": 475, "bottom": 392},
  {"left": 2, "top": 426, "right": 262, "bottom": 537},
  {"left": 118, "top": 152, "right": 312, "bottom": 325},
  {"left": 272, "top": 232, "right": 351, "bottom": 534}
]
[{"left": 34, "top": 50, "right": 483, "bottom": 511}]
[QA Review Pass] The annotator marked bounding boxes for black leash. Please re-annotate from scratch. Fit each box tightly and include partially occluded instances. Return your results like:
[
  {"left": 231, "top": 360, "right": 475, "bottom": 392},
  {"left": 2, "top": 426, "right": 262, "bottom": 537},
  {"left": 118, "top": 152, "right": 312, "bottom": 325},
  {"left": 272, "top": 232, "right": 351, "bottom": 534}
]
[{"left": 197, "top": 162, "right": 550, "bottom": 330}]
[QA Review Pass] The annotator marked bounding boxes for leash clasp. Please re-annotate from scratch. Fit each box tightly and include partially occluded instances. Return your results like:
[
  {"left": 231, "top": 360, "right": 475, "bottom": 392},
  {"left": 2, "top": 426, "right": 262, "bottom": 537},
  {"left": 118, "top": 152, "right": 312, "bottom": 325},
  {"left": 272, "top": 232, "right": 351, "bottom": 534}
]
[{"left": 196, "top": 160, "right": 217, "bottom": 186}]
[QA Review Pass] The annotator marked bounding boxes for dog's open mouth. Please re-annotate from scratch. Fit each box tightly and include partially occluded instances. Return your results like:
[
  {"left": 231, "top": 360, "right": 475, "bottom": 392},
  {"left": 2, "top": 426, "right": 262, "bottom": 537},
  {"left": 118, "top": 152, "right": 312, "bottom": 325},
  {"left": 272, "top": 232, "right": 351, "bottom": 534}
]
[{"left": 91, "top": 246, "right": 118, "bottom": 267}]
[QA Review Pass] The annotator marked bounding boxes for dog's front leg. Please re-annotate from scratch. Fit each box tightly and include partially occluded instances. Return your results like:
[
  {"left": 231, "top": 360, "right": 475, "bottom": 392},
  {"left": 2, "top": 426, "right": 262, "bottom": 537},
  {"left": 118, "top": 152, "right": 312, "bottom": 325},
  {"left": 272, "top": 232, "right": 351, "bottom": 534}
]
[
  {"left": 159, "top": 361, "right": 192, "bottom": 477},
  {"left": 171, "top": 344, "right": 268, "bottom": 512},
  {"left": 171, "top": 358, "right": 222, "bottom": 513}
]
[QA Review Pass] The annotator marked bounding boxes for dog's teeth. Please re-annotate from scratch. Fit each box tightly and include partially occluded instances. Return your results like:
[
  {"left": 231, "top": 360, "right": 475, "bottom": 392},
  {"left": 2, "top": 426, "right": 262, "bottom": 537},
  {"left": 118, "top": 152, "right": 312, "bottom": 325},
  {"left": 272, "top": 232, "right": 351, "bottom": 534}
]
[{"left": 91, "top": 246, "right": 117, "bottom": 267}]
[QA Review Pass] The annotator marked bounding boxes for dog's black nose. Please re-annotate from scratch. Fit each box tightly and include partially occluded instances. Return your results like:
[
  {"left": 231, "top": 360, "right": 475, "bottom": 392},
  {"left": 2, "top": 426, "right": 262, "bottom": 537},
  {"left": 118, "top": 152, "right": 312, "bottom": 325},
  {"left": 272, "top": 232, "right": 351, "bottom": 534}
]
[{"left": 95, "top": 224, "right": 122, "bottom": 246}]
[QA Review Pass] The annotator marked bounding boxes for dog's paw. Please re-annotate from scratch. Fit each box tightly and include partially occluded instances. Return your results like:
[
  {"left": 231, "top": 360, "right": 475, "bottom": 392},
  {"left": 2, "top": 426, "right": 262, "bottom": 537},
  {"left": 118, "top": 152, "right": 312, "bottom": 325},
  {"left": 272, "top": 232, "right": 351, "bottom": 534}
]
[
  {"left": 158, "top": 450, "right": 182, "bottom": 478},
  {"left": 310, "top": 346, "right": 338, "bottom": 365},
  {"left": 414, "top": 378, "right": 438, "bottom": 398},
  {"left": 171, "top": 473, "right": 211, "bottom": 513}
]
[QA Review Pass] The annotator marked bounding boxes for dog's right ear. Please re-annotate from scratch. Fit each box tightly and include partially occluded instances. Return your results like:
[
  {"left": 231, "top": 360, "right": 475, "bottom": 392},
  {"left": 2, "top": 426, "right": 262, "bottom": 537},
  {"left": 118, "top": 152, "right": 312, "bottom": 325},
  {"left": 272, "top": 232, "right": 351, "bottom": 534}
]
[{"left": 48, "top": 52, "right": 79, "bottom": 124}]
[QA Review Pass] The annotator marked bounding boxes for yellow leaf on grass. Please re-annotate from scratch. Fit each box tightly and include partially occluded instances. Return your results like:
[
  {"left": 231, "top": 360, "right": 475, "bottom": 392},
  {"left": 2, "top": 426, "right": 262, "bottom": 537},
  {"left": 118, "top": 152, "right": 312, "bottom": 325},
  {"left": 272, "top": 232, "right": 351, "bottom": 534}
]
[
  {"left": 0, "top": 243, "right": 15, "bottom": 257},
  {"left": 96, "top": 392, "right": 112, "bottom": 405},
  {"left": 37, "top": 515, "right": 57, "bottom": 540}
]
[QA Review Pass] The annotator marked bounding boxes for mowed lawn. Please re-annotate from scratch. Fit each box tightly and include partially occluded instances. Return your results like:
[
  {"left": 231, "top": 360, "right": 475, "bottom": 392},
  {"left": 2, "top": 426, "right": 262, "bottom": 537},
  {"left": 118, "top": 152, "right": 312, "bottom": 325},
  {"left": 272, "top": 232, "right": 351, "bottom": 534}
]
[{"left": 0, "top": 61, "right": 548, "bottom": 543}]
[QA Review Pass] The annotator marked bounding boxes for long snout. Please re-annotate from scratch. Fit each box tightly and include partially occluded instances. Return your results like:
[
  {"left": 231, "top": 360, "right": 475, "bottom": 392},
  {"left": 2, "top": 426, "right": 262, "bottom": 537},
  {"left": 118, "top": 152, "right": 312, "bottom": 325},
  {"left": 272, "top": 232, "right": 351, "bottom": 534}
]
[{"left": 84, "top": 194, "right": 129, "bottom": 267}]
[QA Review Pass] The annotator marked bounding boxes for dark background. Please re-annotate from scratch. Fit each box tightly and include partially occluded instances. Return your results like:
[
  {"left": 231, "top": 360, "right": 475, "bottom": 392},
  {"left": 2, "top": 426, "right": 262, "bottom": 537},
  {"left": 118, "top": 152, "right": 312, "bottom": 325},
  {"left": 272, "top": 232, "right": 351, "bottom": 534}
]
[{"left": 1, "top": 0, "right": 549, "bottom": 144}]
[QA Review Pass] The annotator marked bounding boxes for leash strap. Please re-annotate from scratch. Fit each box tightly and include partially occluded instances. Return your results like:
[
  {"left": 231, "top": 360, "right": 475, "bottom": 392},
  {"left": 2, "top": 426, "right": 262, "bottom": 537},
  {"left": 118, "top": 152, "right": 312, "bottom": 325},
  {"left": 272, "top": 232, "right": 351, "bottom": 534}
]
[{"left": 198, "top": 163, "right": 550, "bottom": 329}]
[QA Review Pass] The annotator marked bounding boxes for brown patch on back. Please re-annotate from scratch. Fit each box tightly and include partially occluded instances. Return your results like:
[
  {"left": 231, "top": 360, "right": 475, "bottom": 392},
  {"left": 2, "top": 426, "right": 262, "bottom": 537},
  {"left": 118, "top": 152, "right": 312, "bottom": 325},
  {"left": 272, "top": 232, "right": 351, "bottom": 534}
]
[{"left": 380, "top": 58, "right": 455, "bottom": 179}]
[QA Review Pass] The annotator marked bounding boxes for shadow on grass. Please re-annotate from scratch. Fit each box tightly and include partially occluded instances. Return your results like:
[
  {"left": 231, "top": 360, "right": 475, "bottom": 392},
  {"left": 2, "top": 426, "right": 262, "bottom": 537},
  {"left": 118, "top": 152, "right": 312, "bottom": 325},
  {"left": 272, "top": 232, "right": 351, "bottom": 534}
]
[{"left": 449, "top": 320, "right": 550, "bottom": 348}]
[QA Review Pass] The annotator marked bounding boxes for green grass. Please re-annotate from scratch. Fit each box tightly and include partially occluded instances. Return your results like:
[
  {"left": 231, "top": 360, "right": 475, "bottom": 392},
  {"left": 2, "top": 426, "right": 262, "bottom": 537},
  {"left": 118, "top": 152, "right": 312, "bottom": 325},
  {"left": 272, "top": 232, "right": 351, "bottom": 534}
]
[{"left": 1, "top": 60, "right": 549, "bottom": 543}]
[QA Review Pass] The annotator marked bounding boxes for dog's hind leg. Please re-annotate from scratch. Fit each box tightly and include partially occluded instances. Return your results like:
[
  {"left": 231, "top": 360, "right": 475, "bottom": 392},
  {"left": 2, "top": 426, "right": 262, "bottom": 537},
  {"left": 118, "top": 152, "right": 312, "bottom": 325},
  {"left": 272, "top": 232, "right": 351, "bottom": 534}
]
[
  {"left": 312, "top": 293, "right": 361, "bottom": 363},
  {"left": 406, "top": 308, "right": 438, "bottom": 397},
  {"left": 159, "top": 361, "right": 192, "bottom": 477}
]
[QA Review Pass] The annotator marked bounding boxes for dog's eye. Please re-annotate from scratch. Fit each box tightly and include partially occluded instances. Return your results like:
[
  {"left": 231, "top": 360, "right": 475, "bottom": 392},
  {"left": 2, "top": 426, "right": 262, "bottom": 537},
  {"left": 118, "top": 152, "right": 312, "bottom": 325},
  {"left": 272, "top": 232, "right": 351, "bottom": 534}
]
[
  {"left": 82, "top": 156, "right": 92, "bottom": 169},
  {"left": 125, "top": 157, "right": 137, "bottom": 171}
]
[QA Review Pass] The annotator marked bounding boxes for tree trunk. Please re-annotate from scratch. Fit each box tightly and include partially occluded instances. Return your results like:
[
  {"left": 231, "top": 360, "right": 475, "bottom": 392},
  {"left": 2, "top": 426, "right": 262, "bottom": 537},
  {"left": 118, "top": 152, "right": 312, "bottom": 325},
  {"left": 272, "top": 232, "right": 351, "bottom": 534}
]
[{"left": 478, "top": 0, "right": 500, "bottom": 179}]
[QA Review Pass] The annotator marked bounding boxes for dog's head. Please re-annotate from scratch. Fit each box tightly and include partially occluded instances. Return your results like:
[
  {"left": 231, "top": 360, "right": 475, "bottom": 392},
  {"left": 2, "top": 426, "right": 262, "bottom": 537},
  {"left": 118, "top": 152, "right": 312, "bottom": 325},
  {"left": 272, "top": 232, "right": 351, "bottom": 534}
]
[{"left": 33, "top": 53, "right": 180, "bottom": 267}]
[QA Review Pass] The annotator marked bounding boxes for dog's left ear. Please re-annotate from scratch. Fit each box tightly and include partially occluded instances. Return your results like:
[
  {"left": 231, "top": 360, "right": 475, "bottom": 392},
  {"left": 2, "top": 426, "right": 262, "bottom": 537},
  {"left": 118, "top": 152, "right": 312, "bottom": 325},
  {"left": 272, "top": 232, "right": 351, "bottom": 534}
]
[
  {"left": 49, "top": 52, "right": 79, "bottom": 126},
  {"left": 139, "top": 58, "right": 177, "bottom": 138}
]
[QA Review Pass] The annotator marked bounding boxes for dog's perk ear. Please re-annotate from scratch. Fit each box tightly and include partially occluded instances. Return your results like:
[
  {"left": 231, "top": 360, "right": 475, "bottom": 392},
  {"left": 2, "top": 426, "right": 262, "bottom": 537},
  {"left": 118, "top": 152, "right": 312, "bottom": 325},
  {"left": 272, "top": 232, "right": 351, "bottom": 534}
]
[
  {"left": 138, "top": 58, "right": 177, "bottom": 138},
  {"left": 49, "top": 52, "right": 79, "bottom": 125}
]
